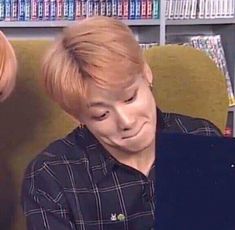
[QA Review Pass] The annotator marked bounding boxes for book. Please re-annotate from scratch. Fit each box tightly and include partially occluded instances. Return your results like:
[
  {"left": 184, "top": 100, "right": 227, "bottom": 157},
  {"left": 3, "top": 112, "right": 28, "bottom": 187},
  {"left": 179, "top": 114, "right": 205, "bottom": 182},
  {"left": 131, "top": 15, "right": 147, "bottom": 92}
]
[{"left": 188, "top": 35, "right": 235, "bottom": 107}]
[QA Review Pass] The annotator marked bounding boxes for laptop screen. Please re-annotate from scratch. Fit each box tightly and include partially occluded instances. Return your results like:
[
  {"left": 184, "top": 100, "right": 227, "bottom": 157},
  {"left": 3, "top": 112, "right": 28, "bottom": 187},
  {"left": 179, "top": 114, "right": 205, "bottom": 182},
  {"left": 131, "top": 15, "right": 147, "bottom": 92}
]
[{"left": 156, "top": 133, "right": 235, "bottom": 230}]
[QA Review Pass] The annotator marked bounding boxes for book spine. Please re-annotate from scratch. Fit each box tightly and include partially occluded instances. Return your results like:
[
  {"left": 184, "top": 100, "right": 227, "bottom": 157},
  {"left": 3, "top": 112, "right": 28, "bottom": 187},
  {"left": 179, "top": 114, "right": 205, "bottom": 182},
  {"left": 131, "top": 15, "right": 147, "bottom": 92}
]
[
  {"left": 0, "top": 0, "right": 4, "bottom": 20},
  {"left": 50, "top": 0, "right": 56, "bottom": 20},
  {"left": 122, "top": 0, "right": 128, "bottom": 19},
  {"left": 18, "top": 0, "right": 25, "bottom": 20},
  {"left": 106, "top": 0, "right": 112, "bottom": 17},
  {"left": 43, "top": 0, "right": 50, "bottom": 20},
  {"left": 129, "top": 0, "right": 135, "bottom": 19},
  {"left": 100, "top": 0, "right": 106, "bottom": 16},
  {"left": 146, "top": 0, "right": 152, "bottom": 18},
  {"left": 30, "top": 0, "right": 37, "bottom": 20},
  {"left": 37, "top": 0, "right": 43, "bottom": 19},
  {"left": 11, "top": 0, "right": 18, "bottom": 20},
  {"left": 81, "top": 0, "right": 86, "bottom": 18},
  {"left": 112, "top": 0, "right": 118, "bottom": 18},
  {"left": 117, "top": 0, "right": 122, "bottom": 18},
  {"left": 135, "top": 0, "right": 141, "bottom": 19},
  {"left": 25, "top": 0, "right": 31, "bottom": 20},
  {"left": 63, "top": 0, "right": 69, "bottom": 19},
  {"left": 93, "top": 0, "right": 99, "bottom": 16},
  {"left": 141, "top": 0, "right": 147, "bottom": 19},
  {"left": 68, "top": 0, "right": 75, "bottom": 19},
  {"left": 5, "top": 0, "right": 11, "bottom": 21}
]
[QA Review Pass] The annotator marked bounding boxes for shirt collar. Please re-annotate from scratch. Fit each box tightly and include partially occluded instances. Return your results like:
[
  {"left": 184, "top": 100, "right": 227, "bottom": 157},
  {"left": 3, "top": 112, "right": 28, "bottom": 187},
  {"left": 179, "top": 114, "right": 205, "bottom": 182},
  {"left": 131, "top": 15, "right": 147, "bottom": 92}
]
[
  {"left": 157, "top": 108, "right": 166, "bottom": 131},
  {"left": 74, "top": 107, "right": 165, "bottom": 184},
  {"left": 74, "top": 127, "right": 117, "bottom": 184}
]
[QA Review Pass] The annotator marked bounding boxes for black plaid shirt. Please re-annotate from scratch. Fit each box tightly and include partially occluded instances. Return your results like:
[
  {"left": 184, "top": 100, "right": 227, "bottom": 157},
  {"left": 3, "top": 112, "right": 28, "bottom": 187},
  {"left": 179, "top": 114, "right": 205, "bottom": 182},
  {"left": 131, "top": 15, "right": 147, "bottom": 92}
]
[{"left": 21, "top": 111, "right": 222, "bottom": 230}]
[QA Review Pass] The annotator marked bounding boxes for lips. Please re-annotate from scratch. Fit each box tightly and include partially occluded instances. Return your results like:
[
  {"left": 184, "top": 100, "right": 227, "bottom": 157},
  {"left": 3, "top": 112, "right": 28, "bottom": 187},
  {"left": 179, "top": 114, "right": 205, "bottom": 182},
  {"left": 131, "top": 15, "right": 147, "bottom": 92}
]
[{"left": 122, "top": 123, "right": 146, "bottom": 139}]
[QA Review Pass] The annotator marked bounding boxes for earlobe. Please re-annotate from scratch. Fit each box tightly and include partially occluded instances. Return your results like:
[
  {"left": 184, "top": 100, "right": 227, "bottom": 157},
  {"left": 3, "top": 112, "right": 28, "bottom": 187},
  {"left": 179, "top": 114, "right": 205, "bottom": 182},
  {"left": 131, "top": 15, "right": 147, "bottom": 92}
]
[{"left": 144, "top": 63, "right": 153, "bottom": 85}]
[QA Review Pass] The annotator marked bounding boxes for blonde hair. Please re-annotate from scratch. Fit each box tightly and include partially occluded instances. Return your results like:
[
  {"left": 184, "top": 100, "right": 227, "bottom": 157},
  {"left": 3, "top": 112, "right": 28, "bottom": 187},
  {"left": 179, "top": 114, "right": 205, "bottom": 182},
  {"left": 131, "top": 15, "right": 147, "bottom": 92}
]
[
  {"left": 0, "top": 31, "right": 17, "bottom": 102},
  {"left": 42, "top": 16, "right": 145, "bottom": 118}
]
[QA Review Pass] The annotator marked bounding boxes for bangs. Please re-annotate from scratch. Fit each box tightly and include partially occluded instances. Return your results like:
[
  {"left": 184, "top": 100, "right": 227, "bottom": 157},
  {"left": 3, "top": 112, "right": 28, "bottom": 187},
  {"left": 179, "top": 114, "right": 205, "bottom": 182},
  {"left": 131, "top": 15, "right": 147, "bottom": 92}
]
[
  {"left": 42, "top": 16, "right": 145, "bottom": 118},
  {"left": 83, "top": 60, "right": 144, "bottom": 91}
]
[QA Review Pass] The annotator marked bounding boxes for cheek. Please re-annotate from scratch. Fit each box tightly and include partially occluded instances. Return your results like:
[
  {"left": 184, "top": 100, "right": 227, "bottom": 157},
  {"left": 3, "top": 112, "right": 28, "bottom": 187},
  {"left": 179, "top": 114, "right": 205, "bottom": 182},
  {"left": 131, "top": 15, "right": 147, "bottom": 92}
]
[
  {"left": 135, "top": 90, "right": 156, "bottom": 111},
  {"left": 86, "top": 120, "right": 118, "bottom": 139}
]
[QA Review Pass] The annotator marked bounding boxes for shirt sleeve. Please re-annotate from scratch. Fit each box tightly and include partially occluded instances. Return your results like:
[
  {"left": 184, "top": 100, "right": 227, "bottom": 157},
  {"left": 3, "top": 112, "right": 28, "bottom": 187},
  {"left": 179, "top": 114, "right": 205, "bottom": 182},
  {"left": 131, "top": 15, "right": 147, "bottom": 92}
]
[
  {"left": 189, "top": 118, "right": 223, "bottom": 136},
  {"left": 174, "top": 113, "right": 224, "bottom": 136},
  {"left": 21, "top": 157, "right": 77, "bottom": 230},
  {"left": 162, "top": 112, "right": 223, "bottom": 137}
]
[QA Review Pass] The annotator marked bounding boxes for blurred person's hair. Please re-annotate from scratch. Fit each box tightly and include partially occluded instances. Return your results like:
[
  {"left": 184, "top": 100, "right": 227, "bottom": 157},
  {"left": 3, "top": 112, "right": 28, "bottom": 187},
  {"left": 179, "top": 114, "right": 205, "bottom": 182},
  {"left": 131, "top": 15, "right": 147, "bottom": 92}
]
[{"left": 0, "top": 31, "right": 17, "bottom": 102}]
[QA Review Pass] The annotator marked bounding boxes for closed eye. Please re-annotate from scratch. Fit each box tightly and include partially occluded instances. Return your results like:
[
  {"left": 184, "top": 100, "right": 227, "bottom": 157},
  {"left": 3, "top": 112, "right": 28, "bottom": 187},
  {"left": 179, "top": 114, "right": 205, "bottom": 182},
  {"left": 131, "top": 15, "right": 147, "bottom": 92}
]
[
  {"left": 125, "top": 96, "right": 135, "bottom": 103},
  {"left": 93, "top": 112, "right": 108, "bottom": 121},
  {"left": 124, "top": 90, "right": 137, "bottom": 103}
]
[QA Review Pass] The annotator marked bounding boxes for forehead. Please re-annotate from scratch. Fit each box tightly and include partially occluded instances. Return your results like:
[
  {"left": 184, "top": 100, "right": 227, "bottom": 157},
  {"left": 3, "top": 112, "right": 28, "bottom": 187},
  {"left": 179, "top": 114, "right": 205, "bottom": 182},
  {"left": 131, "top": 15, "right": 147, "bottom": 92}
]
[{"left": 86, "top": 75, "right": 143, "bottom": 100}]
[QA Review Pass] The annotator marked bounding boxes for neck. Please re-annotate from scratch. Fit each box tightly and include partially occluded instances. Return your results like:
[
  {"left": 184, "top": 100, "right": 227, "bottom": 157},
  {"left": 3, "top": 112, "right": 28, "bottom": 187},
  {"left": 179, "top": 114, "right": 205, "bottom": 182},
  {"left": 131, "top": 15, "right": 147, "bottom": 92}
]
[{"left": 104, "top": 140, "right": 155, "bottom": 176}]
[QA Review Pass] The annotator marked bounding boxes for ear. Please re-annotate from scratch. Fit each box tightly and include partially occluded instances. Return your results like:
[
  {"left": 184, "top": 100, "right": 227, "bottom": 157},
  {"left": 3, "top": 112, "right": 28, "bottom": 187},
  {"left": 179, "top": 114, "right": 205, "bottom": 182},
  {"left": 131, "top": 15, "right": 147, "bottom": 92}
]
[{"left": 143, "top": 63, "right": 153, "bottom": 85}]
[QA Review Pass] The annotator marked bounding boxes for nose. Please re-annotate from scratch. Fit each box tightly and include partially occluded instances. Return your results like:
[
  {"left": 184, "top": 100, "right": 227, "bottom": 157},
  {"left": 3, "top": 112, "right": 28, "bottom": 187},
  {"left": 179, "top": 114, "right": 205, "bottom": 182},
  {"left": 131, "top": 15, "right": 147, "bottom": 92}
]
[{"left": 116, "top": 107, "right": 135, "bottom": 131}]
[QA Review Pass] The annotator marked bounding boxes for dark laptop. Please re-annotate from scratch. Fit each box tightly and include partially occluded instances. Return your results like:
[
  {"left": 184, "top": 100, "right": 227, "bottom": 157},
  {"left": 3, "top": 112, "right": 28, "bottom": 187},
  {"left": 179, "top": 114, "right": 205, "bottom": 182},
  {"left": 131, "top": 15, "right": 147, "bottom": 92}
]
[{"left": 156, "top": 133, "right": 235, "bottom": 230}]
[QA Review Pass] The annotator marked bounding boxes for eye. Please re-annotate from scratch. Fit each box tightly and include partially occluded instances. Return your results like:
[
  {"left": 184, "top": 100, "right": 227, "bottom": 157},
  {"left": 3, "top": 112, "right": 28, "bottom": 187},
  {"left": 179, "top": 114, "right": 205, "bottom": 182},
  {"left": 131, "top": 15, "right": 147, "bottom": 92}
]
[
  {"left": 124, "top": 91, "right": 137, "bottom": 103},
  {"left": 93, "top": 112, "right": 108, "bottom": 121},
  {"left": 125, "top": 96, "right": 134, "bottom": 103}
]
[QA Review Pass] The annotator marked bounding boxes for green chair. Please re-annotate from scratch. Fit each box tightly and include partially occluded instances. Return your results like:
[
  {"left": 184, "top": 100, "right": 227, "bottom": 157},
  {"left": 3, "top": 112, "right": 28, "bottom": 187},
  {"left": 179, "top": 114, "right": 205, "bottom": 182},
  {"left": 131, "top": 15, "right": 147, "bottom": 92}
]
[
  {"left": 0, "top": 41, "right": 75, "bottom": 230},
  {"left": 144, "top": 44, "right": 229, "bottom": 133},
  {"left": 0, "top": 42, "right": 229, "bottom": 230}
]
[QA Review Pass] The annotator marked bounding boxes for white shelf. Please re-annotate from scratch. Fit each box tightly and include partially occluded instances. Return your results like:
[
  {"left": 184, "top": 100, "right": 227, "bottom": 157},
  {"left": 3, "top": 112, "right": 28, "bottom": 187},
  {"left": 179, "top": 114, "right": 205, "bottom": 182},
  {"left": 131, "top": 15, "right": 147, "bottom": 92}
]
[
  {"left": 166, "top": 18, "right": 235, "bottom": 25},
  {"left": 124, "top": 19, "right": 160, "bottom": 26},
  {"left": 0, "top": 19, "right": 160, "bottom": 28},
  {"left": 5, "top": 18, "right": 235, "bottom": 27}
]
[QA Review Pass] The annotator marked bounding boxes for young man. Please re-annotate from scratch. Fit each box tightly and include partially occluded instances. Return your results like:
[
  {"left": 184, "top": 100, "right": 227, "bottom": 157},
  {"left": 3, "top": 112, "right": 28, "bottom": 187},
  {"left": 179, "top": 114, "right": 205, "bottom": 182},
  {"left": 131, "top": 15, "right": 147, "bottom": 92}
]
[
  {"left": 21, "top": 16, "right": 221, "bottom": 230},
  {"left": 0, "top": 31, "right": 17, "bottom": 102}
]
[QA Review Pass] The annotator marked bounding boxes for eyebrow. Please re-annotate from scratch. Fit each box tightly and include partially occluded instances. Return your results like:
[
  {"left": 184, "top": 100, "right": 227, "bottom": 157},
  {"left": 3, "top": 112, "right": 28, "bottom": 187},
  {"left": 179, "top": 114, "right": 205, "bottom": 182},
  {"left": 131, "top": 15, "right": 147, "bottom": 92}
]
[
  {"left": 132, "top": 88, "right": 138, "bottom": 97},
  {"left": 87, "top": 101, "right": 108, "bottom": 108},
  {"left": 87, "top": 86, "right": 138, "bottom": 108}
]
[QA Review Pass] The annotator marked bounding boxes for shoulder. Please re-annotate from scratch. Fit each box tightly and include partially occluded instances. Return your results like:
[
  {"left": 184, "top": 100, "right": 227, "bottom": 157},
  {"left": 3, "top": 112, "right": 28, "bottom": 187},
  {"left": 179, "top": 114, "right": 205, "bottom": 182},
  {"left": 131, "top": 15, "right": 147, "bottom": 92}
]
[
  {"left": 22, "top": 127, "right": 91, "bottom": 191},
  {"left": 160, "top": 112, "right": 223, "bottom": 136},
  {"left": 26, "top": 128, "right": 84, "bottom": 169}
]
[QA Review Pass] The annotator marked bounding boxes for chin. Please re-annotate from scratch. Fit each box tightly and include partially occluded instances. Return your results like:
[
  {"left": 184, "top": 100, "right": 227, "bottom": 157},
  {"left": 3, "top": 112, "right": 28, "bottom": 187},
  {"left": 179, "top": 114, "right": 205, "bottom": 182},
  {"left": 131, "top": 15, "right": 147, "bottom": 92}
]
[{"left": 121, "top": 135, "right": 155, "bottom": 154}]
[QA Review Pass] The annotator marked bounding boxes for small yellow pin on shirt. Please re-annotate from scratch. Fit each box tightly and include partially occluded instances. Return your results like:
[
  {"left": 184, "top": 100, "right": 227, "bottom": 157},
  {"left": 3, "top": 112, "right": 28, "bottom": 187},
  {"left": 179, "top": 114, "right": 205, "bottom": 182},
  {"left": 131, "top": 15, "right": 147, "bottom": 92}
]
[
  {"left": 110, "top": 213, "right": 126, "bottom": 221},
  {"left": 117, "top": 214, "right": 125, "bottom": 221}
]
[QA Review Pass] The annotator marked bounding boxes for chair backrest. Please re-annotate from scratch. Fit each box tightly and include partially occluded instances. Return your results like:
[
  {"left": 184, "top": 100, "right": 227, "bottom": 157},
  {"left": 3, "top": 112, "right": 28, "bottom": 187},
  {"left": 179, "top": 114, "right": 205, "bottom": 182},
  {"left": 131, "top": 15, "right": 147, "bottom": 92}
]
[
  {"left": 0, "top": 42, "right": 229, "bottom": 230},
  {"left": 0, "top": 40, "right": 76, "bottom": 230},
  {"left": 144, "top": 44, "right": 229, "bottom": 133}
]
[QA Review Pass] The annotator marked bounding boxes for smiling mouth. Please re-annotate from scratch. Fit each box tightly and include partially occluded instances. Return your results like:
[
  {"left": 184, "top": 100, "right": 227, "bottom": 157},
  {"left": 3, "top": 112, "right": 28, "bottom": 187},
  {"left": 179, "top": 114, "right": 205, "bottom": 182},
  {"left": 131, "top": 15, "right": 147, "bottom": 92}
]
[{"left": 122, "top": 123, "right": 146, "bottom": 139}]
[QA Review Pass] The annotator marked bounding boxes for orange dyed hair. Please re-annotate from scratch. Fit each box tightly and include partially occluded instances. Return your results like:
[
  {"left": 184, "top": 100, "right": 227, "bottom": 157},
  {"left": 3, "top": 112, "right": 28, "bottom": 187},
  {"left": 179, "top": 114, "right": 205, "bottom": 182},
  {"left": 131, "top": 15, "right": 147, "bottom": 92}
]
[
  {"left": 42, "top": 16, "right": 145, "bottom": 118},
  {"left": 0, "top": 31, "right": 17, "bottom": 102}
]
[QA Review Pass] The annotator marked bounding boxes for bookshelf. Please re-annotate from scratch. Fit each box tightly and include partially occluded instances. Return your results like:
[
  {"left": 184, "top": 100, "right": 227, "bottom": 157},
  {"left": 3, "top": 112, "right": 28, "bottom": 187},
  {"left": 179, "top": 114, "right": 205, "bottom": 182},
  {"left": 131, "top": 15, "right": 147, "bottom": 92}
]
[
  {"left": 0, "top": 0, "right": 234, "bottom": 135},
  {"left": 0, "top": 19, "right": 160, "bottom": 39},
  {"left": 160, "top": 0, "right": 235, "bottom": 137},
  {"left": 166, "top": 18, "right": 235, "bottom": 25},
  {"left": 166, "top": 24, "right": 235, "bottom": 136},
  {"left": 0, "top": 19, "right": 160, "bottom": 27}
]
